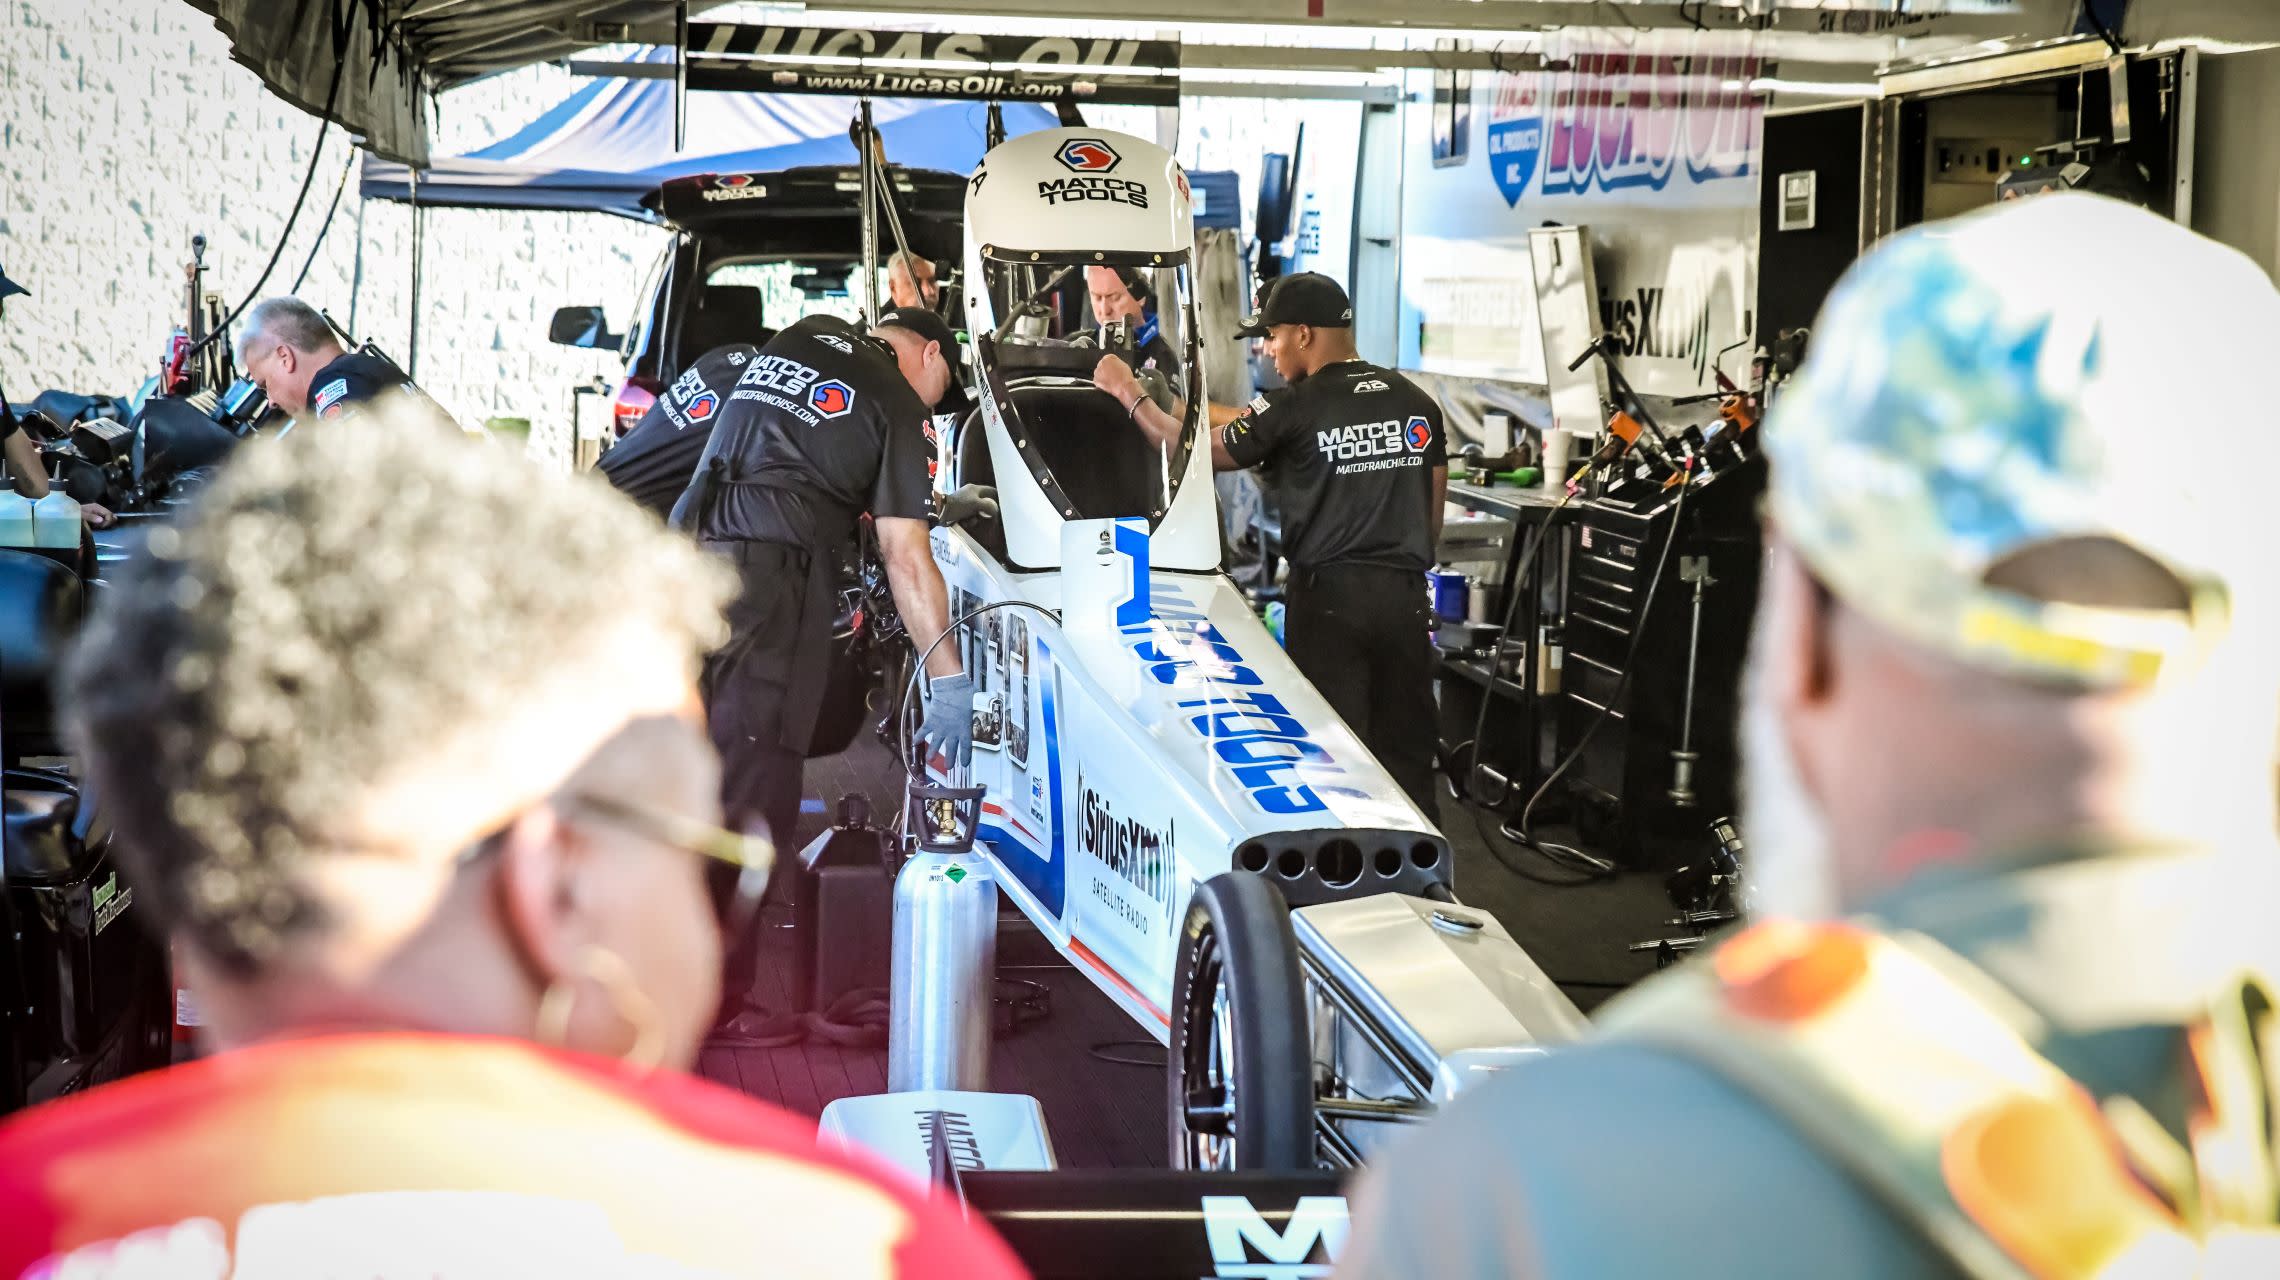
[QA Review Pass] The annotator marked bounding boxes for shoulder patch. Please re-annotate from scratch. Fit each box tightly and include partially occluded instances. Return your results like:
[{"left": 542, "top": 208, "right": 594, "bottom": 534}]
[
  {"left": 1247, "top": 393, "right": 1270, "bottom": 414},
  {"left": 312, "top": 378, "right": 350, "bottom": 415}
]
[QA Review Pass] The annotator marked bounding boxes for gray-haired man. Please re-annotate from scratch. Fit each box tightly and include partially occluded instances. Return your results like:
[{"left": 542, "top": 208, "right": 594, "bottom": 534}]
[{"left": 235, "top": 296, "right": 452, "bottom": 428}]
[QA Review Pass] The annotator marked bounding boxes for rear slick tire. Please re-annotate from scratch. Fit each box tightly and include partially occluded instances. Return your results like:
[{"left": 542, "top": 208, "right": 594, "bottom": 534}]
[{"left": 1167, "top": 871, "right": 1314, "bottom": 1172}]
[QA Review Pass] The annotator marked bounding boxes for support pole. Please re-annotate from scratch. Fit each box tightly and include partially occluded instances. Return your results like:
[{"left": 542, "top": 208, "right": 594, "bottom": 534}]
[
  {"left": 673, "top": 1, "right": 689, "bottom": 153},
  {"left": 408, "top": 169, "right": 423, "bottom": 378},
  {"left": 347, "top": 179, "right": 367, "bottom": 338},
  {"left": 858, "top": 103, "right": 880, "bottom": 327}
]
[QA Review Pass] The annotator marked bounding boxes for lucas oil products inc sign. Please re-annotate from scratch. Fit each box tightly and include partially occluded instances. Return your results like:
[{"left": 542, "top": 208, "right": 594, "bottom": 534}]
[
  {"left": 1401, "top": 32, "right": 1764, "bottom": 399},
  {"left": 684, "top": 24, "right": 1180, "bottom": 107}
]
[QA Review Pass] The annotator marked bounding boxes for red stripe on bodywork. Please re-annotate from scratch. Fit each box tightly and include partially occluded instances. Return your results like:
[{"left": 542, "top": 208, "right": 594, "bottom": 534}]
[{"left": 1070, "top": 937, "right": 1172, "bottom": 1026}]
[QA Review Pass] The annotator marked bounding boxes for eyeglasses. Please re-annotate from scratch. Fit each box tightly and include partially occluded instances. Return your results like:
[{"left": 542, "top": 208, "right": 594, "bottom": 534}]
[
  {"left": 458, "top": 794, "right": 778, "bottom": 942},
  {"left": 572, "top": 793, "right": 777, "bottom": 941}
]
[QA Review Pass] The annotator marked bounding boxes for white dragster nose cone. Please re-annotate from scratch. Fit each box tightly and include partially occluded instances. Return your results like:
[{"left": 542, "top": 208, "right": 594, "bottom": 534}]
[{"left": 966, "top": 127, "right": 1194, "bottom": 259}]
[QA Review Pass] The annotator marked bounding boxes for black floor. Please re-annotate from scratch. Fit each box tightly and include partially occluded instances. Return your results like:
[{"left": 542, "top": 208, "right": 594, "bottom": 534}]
[{"left": 698, "top": 732, "right": 1672, "bottom": 1168}]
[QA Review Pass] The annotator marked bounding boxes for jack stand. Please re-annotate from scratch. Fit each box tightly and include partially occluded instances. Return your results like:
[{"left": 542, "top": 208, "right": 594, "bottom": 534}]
[
  {"left": 1630, "top": 816, "right": 1746, "bottom": 967},
  {"left": 1668, "top": 555, "right": 1714, "bottom": 807}
]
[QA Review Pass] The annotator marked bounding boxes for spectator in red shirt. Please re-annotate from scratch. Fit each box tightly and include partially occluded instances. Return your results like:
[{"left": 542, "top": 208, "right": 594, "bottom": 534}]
[{"left": 0, "top": 411, "right": 1028, "bottom": 1280}]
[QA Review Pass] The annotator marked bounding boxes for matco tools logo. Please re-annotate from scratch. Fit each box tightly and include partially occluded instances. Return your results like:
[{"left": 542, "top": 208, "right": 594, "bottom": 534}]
[
  {"left": 1315, "top": 417, "right": 1431, "bottom": 474},
  {"left": 703, "top": 173, "right": 769, "bottom": 203},
  {"left": 1202, "top": 1195, "right": 1348, "bottom": 1279},
  {"left": 666, "top": 364, "right": 721, "bottom": 427},
  {"left": 1042, "top": 137, "right": 1146, "bottom": 208},
  {"left": 809, "top": 380, "right": 856, "bottom": 418},
  {"left": 1055, "top": 138, "right": 1121, "bottom": 172},
  {"left": 733, "top": 355, "right": 846, "bottom": 426}
]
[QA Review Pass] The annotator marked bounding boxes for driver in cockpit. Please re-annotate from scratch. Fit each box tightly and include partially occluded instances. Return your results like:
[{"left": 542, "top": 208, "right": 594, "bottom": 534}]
[{"left": 1084, "top": 266, "right": 1180, "bottom": 382}]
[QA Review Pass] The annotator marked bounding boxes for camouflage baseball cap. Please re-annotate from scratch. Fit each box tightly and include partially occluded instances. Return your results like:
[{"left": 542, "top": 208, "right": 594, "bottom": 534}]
[{"left": 1766, "top": 193, "right": 2280, "bottom": 688}]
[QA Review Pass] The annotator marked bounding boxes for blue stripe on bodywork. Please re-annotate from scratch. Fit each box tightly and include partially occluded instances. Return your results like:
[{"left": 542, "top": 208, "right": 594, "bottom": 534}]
[
  {"left": 1113, "top": 518, "right": 1151, "bottom": 629},
  {"left": 981, "top": 638, "right": 1068, "bottom": 919}
]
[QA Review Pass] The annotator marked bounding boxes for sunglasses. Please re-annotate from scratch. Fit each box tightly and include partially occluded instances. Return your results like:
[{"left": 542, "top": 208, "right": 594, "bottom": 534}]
[{"left": 459, "top": 794, "right": 778, "bottom": 941}]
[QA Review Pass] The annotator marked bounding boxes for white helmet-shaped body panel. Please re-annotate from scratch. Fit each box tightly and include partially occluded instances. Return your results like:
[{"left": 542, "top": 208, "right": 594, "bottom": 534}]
[
  {"left": 966, "top": 128, "right": 1194, "bottom": 262},
  {"left": 959, "top": 127, "right": 1218, "bottom": 573}
]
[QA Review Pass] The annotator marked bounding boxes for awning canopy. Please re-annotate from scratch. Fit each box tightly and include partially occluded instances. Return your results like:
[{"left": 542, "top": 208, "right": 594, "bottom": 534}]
[
  {"left": 192, "top": 2, "right": 2169, "bottom": 166},
  {"left": 360, "top": 50, "right": 1056, "bottom": 220}
]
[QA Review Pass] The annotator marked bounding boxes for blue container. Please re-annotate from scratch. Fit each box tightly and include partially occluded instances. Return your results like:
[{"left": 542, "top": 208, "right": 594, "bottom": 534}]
[{"left": 1428, "top": 569, "right": 1469, "bottom": 622}]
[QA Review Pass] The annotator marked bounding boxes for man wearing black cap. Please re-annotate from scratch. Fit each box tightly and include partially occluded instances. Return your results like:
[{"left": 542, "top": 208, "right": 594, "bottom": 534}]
[
  {"left": 1098, "top": 271, "right": 1447, "bottom": 817},
  {"left": 670, "top": 306, "right": 971, "bottom": 1027}
]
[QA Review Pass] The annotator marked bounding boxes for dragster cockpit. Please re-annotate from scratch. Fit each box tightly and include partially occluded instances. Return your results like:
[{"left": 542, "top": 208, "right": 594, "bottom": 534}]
[{"left": 957, "top": 129, "right": 1218, "bottom": 573}]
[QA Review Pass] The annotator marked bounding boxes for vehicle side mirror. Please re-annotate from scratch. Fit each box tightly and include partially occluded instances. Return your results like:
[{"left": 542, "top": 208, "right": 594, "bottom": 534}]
[
  {"left": 940, "top": 484, "right": 999, "bottom": 529},
  {"left": 548, "top": 304, "right": 618, "bottom": 350}
]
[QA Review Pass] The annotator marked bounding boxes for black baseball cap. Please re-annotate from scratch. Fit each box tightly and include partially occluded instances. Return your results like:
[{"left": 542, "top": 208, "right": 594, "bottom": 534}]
[
  {"left": 1236, "top": 272, "right": 1351, "bottom": 337},
  {"left": 874, "top": 307, "right": 961, "bottom": 354}
]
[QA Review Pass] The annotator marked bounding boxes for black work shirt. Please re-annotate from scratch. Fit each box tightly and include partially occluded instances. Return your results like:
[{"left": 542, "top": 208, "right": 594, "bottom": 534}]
[
  {"left": 306, "top": 348, "right": 451, "bottom": 428},
  {"left": 1221, "top": 359, "right": 1447, "bottom": 572},
  {"left": 599, "top": 343, "right": 757, "bottom": 517},
  {"left": 652, "top": 343, "right": 758, "bottom": 433},
  {"left": 676, "top": 314, "right": 932, "bottom": 548}
]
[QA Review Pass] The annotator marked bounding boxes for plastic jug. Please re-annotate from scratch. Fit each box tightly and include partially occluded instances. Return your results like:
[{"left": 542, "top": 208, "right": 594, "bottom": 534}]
[
  {"left": 31, "top": 490, "right": 82, "bottom": 549},
  {"left": 0, "top": 492, "right": 34, "bottom": 548}
]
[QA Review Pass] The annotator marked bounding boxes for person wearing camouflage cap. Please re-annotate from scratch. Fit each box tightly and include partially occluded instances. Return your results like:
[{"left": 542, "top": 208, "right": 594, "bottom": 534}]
[{"left": 1335, "top": 194, "right": 2280, "bottom": 1277}]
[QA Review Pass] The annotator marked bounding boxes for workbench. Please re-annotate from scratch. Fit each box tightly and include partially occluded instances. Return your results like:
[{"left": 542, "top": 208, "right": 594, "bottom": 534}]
[{"left": 1436, "top": 479, "right": 1580, "bottom": 803}]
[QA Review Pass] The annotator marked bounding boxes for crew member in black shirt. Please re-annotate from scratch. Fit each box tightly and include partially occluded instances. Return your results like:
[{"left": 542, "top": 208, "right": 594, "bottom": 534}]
[
  {"left": 672, "top": 308, "right": 971, "bottom": 1020},
  {"left": 1097, "top": 272, "right": 1446, "bottom": 816},
  {"left": 599, "top": 342, "right": 757, "bottom": 518},
  {"left": 236, "top": 296, "right": 453, "bottom": 428}
]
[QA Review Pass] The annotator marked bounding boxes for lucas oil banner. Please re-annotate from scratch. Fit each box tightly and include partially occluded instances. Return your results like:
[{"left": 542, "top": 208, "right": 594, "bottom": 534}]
[
  {"left": 1400, "top": 33, "right": 1765, "bottom": 399},
  {"left": 685, "top": 23, "right": 1180, "bottom": 107}
]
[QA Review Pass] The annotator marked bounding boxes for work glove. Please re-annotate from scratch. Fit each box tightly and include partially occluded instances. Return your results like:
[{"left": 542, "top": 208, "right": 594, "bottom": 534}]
[{"left": 916, "top": 671, "right": 975, "bottom": 771}]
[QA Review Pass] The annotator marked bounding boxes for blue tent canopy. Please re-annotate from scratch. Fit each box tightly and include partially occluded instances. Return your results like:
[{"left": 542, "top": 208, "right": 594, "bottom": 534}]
[{"left": 361, "top": 50, "right": 1055, "bottom": 220}]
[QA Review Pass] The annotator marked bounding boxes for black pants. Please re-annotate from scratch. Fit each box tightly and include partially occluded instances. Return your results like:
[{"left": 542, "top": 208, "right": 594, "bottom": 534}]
[
  {"left": 1285, "top": 562, "right": 1439, "bottom": 818},
  {"left": 702, "top": 547, "right": 810, "bottom": 1020}
]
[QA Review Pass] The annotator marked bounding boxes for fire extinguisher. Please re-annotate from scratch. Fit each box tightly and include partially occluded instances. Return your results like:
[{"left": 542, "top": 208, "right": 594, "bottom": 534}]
[{"left": 161, "top": 326, "right": 192, "bottom": 396}]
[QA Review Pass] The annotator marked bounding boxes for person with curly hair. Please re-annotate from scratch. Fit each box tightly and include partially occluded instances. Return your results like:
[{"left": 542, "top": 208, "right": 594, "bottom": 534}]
[{"left": 0, "top": 411, "right": 1028, "bottom": 1279}]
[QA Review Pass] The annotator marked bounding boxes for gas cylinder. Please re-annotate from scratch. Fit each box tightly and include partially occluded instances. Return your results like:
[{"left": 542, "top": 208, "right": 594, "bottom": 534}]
[{"left": 888, "top": 779, "right": 996, "bottom": 1093}]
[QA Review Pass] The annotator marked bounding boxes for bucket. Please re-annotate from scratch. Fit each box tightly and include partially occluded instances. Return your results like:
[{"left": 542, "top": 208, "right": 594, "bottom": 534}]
[{"left": 1428, "top": 568, "right": 1469, "bottom": 623}]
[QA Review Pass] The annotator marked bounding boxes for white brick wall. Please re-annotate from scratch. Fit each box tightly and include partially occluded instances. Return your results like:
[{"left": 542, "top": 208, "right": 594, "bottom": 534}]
[{"left": 0, "top": 0, "right": 669, "bottom": 465}]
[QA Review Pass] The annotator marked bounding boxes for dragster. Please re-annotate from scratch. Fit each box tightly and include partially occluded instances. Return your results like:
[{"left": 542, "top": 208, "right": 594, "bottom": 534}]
[
  {"left": 874, "top": 125, "right": 1590, "bottom": 1175},
  {"left": 814, "top": 121, "right": 1588, "bottom": 1278}
]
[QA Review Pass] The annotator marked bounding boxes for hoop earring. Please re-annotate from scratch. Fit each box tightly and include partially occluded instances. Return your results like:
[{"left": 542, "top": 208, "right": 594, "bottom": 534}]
[{"left": 535, "top": 944, "right": 666, "bottom": 1071}]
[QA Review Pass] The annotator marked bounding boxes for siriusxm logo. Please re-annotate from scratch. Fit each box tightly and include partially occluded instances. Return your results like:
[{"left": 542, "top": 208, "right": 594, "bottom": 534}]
[{"left": 1117, "top": 582, "right": 1358, "bottom": 816}]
